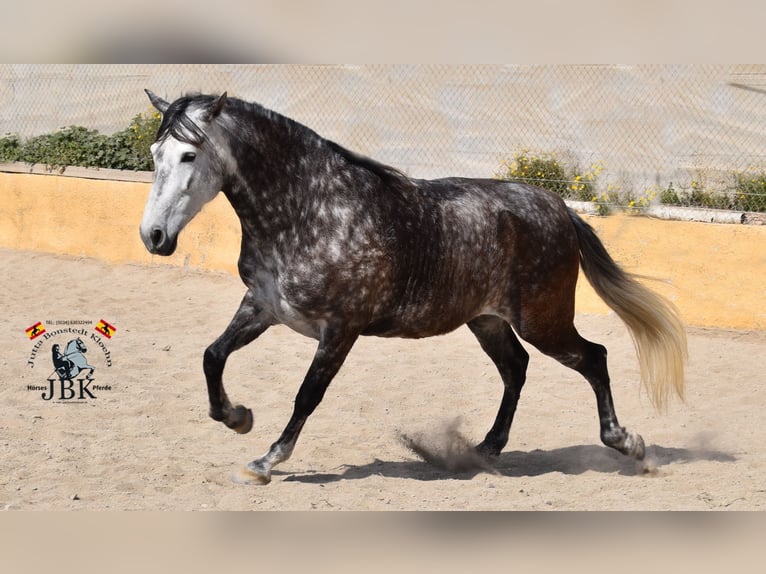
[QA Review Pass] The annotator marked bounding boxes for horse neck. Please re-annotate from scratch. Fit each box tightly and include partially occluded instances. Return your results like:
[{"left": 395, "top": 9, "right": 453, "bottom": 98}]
[{"left": 220, "top": 116, "right": 370, "bottom": 246}]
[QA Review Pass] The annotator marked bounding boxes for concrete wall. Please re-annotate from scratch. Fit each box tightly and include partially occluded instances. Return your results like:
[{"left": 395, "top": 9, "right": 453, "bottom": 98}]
[{"left": 1, "top": 171, "right": 764, "bottom": 330}]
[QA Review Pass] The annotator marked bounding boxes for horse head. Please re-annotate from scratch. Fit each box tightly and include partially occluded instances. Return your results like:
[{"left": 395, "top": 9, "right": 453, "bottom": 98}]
[
  {"left": 74, "top": 338, "right": 87, "bottom": 353},
  {"left": 140, "top": 90, "right": 230, "bottom": 256}
]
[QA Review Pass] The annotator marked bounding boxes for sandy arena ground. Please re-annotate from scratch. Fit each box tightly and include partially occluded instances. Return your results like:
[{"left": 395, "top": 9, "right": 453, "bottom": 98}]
[{"left": 1, "top": 248, "right": 764, "bottom": 510}]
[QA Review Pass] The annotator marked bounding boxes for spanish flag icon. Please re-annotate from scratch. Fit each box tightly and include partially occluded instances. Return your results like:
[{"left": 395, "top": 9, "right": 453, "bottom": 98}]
[
  {"left": 26, "top": 322, "right": 46, "bottom": 340},
  {"left": 95, "top": 319, "right": 116, "bottom": 339}
]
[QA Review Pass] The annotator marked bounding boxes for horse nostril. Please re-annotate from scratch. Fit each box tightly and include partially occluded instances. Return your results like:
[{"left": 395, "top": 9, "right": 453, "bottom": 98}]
[{"left": 150, "top": 228, "right": 165, "bottom": 248}]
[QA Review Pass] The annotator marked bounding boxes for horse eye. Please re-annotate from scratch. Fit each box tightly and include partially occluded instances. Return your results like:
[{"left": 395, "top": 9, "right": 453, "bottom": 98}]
[{"left": 180, "top": 152, "right": 196, "bottom": 163}]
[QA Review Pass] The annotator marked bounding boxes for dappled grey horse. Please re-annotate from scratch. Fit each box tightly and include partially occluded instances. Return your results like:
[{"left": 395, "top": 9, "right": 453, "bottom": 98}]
[{"left": 140, "top": 90, "right": 686, "bottom": 484}]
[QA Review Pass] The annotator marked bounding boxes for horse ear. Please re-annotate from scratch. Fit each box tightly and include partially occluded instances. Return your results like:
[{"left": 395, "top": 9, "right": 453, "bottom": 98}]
[
  {"left": 208, "top": 92, "right": 227, "bottom": 119},
  {"left": 145, "top": 89, "right": 170, "bottom": 113}
]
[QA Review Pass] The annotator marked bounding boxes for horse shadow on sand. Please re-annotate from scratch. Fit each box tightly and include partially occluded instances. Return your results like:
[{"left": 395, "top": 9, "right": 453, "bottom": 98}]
[{"left": 278, "top": 432, "right": 736, "bottom": 484}]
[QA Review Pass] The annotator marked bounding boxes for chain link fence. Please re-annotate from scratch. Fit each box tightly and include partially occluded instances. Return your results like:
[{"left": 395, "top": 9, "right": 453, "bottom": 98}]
[{"left": 2, "top": 64, "right": 766, "bottom": 212}]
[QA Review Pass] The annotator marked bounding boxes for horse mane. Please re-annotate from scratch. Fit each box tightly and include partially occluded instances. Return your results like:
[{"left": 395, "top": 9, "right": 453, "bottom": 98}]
[
  {"left": 323, "top": 140, "right": 412, "bottom": 186},
  {"left": 173, "top": 93, "right": 413, "bottom": 187}
]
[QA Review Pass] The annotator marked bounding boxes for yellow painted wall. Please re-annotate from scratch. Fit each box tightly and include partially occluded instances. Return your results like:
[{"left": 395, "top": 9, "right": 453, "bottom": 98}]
[
  {"left": 0, "top": 171, "right": 241, "bottom": 275},
  {"left": 2, "top": 171, "right": 764, "bottom": 330},
  {"left": 574, "top": 215, "right": 766, "bottom": 330}
]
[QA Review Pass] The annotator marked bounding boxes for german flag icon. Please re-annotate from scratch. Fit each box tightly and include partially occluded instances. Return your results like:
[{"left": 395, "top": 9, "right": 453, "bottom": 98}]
[
  {"left": 95, "top": 319, "right": 116, "bottom": 339},
  {"left": 26, "top": 322, "right": 46, "bottom": 340}
]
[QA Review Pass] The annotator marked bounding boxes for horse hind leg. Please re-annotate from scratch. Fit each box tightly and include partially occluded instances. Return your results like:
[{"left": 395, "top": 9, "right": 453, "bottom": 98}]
[
  {"left": 83, "top": 362, "right": 96, "bottom": 379},
  {"left": 525, "top": 322, "right": 645, "bottom": 460},
  {"left": 204, "top": 290, "right": 271, "bottom": 434},
  {"left": 572, "top": 336, "right": 645, "bottom": 459},
  {"left": 467, "top": 315, "right": 529, "bottom": 457}
]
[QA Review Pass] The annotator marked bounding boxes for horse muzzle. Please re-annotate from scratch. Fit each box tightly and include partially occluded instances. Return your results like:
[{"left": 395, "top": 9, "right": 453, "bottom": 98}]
[{"left": 141, "top": 226, "right": 178, "bottom": 256}]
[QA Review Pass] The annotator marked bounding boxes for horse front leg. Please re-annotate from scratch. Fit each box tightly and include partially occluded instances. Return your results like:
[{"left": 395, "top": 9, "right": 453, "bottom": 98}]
[
  {"left": 233, "top": 323, "right": 360, "bottom": 485},
  {"left": 204, "top": 290, "right": 272, "bottom": 434},
  {"left": 467, "top": 315, "right": 529, "bottom": 457}
]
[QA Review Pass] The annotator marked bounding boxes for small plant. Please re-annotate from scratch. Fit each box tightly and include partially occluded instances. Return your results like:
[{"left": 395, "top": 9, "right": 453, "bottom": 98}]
[
  {"left": 589, "top": 184, "right": 652, "bottom": 216},
  {"left": 495, "top": 149, "right": 603, "bottom": 202},
  {"left": 659, "top": 181, "right": 679, "bottom": 206},
  {"left": 591, "top": 191, "right": 617, "bottom": 216},
  {"left": 495, "top": 148, "right": 570, "bottom": 196},
  {"left": 127, "top": 108, "right": 162, "bottom": 164},
  {"left": 569, "top": 161, "right": 605, "bottom": 202},
  {"left": 733, "top": 170, "right": 766, "bottom": 212},
  {"left": 687, "top": 179, "right": 735, "bottom": 210},
  {"left": 0, "top": 133, "right": 21, "bottom": 162}
]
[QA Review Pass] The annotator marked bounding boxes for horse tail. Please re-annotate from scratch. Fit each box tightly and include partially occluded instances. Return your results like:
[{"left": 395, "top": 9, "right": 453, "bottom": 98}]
[{"left": 568, "top": 209, "right": 687, "bottom": 410}]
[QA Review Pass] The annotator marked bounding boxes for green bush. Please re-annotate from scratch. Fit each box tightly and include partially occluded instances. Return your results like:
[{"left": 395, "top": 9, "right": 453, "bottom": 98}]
[
  {"left": 495, "top": 149, "right": 657, "bottom": 215},
  {"left": 733, "top": 171, "right": 766, "bottom": 212},
  {"left": 659, "top": 175, "right": 766, "bottom": 213},
  {"left": 497, "top": 151, "right": 766, "bottom": 214},
  {"left": 0, "top": 108, "right": 160, "bottom": 171},
  {"left": 659, "top": 180, "right": 731, "bottom": 209},
  {"left": 495, "top": 148, "right": 603, "bottom": 202},
  {"left": 0, "top": 133, "right": 21, "bottom": 161}
]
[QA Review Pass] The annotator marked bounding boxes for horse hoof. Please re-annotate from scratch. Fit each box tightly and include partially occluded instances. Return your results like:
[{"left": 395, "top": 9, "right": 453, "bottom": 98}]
[
  {"left": 228, "top": 405, "right": 253, "bottom": 434},
  {"left": 475, "top": 440, "right": 501, "bottom": 458},
  {"left": 231, "top": 463, "right": 271, "bottom": 485},
  {"left": 624, "top": 431, "right": 645, "bottom": 460}
]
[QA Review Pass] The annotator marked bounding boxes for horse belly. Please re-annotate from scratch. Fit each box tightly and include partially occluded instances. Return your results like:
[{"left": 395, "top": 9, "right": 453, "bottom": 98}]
[
  {"left": 363, "top": 268, "right": 499, "bottom": 338},
  {"left": 362, "top": 314, "right": 472, "bottom": 338}
]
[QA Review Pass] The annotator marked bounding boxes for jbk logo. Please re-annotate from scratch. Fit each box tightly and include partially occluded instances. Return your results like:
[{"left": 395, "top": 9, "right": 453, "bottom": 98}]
[
  {"left": 31, "top": 377, "right": 109, "bottom": 402},
  {"left": 25, "top": 320, "right": 115, "bottom": 402}
]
